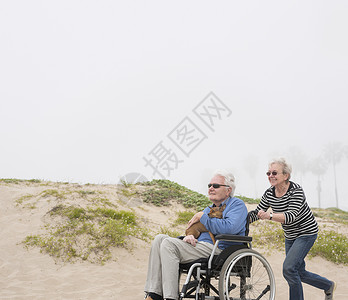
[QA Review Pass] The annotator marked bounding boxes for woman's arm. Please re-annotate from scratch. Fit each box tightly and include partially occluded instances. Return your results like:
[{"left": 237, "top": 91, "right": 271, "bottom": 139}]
[
  {"left": 258, "top": 210, "right": 285, "bottom": 224},
  {"left": 249, "top": 191, "right": 271, "bottom": 223}
]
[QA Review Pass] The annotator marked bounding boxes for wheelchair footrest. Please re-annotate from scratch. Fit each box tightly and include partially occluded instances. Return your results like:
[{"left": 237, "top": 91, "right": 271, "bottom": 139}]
[{"left": 181, "top": 280, "right": 199, "bottom": 295}]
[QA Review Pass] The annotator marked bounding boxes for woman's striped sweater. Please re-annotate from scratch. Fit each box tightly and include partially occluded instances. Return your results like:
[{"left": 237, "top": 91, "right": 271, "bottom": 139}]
[{"left": 250, "top": 181, "right": 318, "bottom": 240}]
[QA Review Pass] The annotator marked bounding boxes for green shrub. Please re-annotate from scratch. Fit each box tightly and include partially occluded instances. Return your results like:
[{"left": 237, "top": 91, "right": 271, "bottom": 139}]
[
  {"left": 0, "top": 178, "right": 28, "bottom": 184},
  {"left": 78, "top": 190, "right": 96, "bottom": 196},
  {"left": 174, "top": 211, "right": 195, "bottom": 226},
  {"left": 40, "top": 189, "right": 66, "bottom": 199},
  {"left": 236, "top": 195, "right": 260, "bottom": 204},
  {"left": 137, "top": 179, "right": 210, "bottom": 210},
  {"left": 93, "top": 208, "right": 136, "bottom": 225},
  {"left": 309, "top": 230, "right": 348, "bottom": 265},
  {"left": 15, "top": 194, "right": 35, "bottom": 205},
  {"left": 23, "top": 205, "right": 149, "bottom": 263},
  {"left": 312, "top": 207, "right": 348, "bottom": 225},
  {"left": 250, "top": 221, "right": 285, "bottom": 252},
  {"left": 158, "top": 226, "right": 182, "bottom": 238},
  {"left": 251, "top": 221, "right": 348, "bottom": 265},
  {"left": 49, "top": 205, "right": 89, "bottom": 220}
]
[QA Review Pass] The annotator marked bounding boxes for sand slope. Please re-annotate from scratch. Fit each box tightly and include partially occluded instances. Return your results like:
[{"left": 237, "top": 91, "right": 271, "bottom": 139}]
[{"left": 0, "top": 181, "right": 347, "bottom": 299}]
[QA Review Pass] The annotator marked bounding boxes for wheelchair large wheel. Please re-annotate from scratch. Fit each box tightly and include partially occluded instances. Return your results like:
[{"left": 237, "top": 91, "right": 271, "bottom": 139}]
[{"left": 218, "top": 249, "right": 275, "bottom": 300}]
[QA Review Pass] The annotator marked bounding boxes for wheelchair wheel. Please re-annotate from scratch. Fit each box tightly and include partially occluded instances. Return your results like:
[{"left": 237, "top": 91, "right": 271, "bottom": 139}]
[{"left": 218, "top": 249, "right": 275, "bottom": 300}]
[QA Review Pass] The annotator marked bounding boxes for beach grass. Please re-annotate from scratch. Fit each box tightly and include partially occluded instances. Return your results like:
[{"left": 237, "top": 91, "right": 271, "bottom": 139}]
[
  {"left": 250, "top": 220, "right": 348, "bottom": 265},
  {"left": 23, "top": 205, "right": 151, "bottom": 264},
  {"left": 174, "top": 211, "right": 195, "bottom": 226},
  {"left": 136, "top": 179, "right": 261, "bottom": 210},
  {"left": 312, "top": 207, "right": 348, "bottom": 225},
  {"left": 309, "top": 229, "right": 348, "bottom": 264},
  {"left": 3, "top": 178, "right": 346, "bottom": 265},
  {"left": 158, "top": 226, "right": 182, "bottom": 238},
  {"left": 137, "top": 179, "right": 211, "bottom": 210}
]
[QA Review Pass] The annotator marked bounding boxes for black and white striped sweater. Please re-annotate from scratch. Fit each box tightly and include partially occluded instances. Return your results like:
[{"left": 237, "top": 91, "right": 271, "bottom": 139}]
[{"left": 250, "top": 181, "right": 318, "bottom": 240}]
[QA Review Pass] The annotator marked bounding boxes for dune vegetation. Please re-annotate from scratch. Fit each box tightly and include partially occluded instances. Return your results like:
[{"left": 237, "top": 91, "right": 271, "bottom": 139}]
[{"left": 2, "top": 178, "right": 347, "bottom": 265}]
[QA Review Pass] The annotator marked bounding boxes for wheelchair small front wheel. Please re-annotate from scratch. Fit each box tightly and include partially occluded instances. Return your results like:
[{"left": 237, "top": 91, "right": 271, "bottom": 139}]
[{"left": 218, "top": 249, "right": 276, "bottom": 300}]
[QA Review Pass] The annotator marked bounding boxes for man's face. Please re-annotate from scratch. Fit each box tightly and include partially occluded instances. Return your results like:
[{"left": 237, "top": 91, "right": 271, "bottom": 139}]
[{"left": 208, "top": 175, "right": 231, "bottom": 205}]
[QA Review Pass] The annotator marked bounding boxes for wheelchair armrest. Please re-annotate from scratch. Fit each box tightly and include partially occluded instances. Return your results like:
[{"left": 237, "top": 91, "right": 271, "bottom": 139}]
[
  {"left": 177, "top": 234, "right": 252, "bottom": 242},
  {"left": 215, "top": 234, "right": 252, "bottom": 243}
]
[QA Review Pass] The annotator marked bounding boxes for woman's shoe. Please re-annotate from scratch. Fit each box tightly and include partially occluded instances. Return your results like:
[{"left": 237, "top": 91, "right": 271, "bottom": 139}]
[{"left": 324, "top": 281, "right": 337, "bottom": 300}]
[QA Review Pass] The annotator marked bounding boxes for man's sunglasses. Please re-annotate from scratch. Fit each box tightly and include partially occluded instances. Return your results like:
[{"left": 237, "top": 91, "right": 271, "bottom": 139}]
[
  {"left": 266, "top": 171, "right": 278, "bottom": 176},
  {"left": 208, "top": 183, "right": 230, "bottom": 189}
]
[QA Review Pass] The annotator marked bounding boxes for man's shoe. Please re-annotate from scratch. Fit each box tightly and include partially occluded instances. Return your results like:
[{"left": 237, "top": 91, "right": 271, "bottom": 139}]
[
  {"left": 325, "top": 281, "right": 337, "bottom": 300},
  {"left": 145, "top": 293, "right": 163, "bottom": 300}
]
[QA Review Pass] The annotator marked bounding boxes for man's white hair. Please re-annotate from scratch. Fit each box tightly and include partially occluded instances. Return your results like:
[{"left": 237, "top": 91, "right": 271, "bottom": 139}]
[{"left": 212, "top": 169, "right": 236, "bottom": 197}]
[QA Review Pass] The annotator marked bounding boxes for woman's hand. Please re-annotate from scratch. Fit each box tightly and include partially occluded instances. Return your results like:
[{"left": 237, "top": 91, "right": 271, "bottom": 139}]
[
  {"left": 258, "top": 210, "right": 285, "bottom": 223},
  {"left": 183, "top": 234, "right": 198, "bottom": 247},
  {"left": 258, "top": 210, "right": 270, "bottom": 220},
  {"left": 186, "top": 211, "right": 204, "bottom": 229}
]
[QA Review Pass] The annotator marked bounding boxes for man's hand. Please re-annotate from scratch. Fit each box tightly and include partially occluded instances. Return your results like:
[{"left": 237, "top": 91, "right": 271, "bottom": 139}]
[
  {"left": 187, "top": 211, "right": 204, "bottom": 229},
  {"left": 183, "top": 234, "right": 198, "bottom": 247}
]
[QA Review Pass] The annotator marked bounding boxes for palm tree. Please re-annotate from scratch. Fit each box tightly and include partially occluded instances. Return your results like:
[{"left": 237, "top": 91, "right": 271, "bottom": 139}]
[
  {"left": 287, "top": 146, "right": 308, "bottom": 184},
  {"left": 307, "top": 157, "right": 328, "bottom": 208},
  {"left": 243, "top": 154, "right": 259, "bottom": 198},
  {"left": 323, "top": 142, "right": 346, "bottom": 208}
]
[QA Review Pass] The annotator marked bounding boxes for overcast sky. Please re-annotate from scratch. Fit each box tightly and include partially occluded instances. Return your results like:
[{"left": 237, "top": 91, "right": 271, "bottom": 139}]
[{"left": 1, "top": 1, "right": 348, "bottom": 211}]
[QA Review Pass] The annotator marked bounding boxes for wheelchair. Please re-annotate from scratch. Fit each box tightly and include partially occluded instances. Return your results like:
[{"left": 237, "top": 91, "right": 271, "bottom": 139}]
[{"left": 178, "top": 211, "right": 276, "bottom": 300}]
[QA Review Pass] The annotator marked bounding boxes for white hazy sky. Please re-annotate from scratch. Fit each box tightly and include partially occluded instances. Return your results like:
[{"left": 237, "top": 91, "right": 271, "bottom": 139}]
[{"left": 1, "top": 1, "right": 348, "bottom": 210}]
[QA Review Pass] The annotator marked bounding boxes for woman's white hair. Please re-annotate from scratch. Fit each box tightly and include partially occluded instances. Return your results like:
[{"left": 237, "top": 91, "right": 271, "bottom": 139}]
[
  {"left": 212, "top": 169, "right": 236, "bottom": 197},
  {"left": 269, "top": 158, "right": 292, "bottom": 182}
]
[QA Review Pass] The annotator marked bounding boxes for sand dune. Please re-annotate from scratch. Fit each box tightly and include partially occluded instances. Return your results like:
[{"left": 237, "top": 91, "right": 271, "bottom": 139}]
[{"left": 0, "top": 181, "right": 347, "bottom": 299}]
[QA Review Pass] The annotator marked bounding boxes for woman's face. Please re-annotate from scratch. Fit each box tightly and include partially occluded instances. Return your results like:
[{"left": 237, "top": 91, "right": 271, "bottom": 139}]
[{"left": 267, "top": 163, "right": 289, "bottom": 187}]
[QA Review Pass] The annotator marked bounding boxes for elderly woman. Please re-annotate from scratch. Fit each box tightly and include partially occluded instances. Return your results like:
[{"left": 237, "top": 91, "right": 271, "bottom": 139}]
[{"left": 250, "top": 158, "right": 336, "bottom": 300}]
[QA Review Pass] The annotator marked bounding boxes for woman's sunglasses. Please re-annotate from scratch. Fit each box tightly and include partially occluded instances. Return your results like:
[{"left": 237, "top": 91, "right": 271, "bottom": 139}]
[
  {"left": 208, "top": 183, "right": 230, "bottom": 189},
  {"left": 266, "top": 171, "right": 278, "bottom": 176}
]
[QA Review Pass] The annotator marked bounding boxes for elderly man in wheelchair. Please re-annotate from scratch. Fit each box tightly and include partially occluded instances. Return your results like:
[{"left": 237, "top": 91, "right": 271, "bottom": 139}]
[{"left": 144, "top": 171, "right": 276, "bottom": 300}]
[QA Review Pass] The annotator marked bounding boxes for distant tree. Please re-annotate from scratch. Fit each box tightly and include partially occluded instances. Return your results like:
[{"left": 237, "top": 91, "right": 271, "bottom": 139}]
[
  {"left": 243, "top": 154, "right": 259, "bottom": 198},
  {"left": 345, "top": 144, "right": 348, "bottom": 158},
  {"left": 323, "top": 142, "right": 346, "bottom": 208},
  {"left": 286, "top": 146, "right": 308, "bottom": 184},
  {"left": 307, "top": 157, "right": 328, "bottom": 208}
]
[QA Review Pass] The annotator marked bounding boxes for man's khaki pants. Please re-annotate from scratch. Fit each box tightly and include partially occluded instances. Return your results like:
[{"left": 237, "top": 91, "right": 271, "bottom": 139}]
[{"left": 144, "top": 234, "right": 220, "bottom": 299}]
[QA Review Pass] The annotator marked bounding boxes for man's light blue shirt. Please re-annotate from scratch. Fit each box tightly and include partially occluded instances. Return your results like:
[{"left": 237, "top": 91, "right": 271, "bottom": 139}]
[{"left": 198, "top": 196, "right": 248, "bottom": 250}]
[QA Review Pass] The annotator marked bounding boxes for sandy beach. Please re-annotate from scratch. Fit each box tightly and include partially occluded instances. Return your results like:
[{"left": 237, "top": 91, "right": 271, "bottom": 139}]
[{"left": 0, "top": 181, "right": 347, "bottom": 300}]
